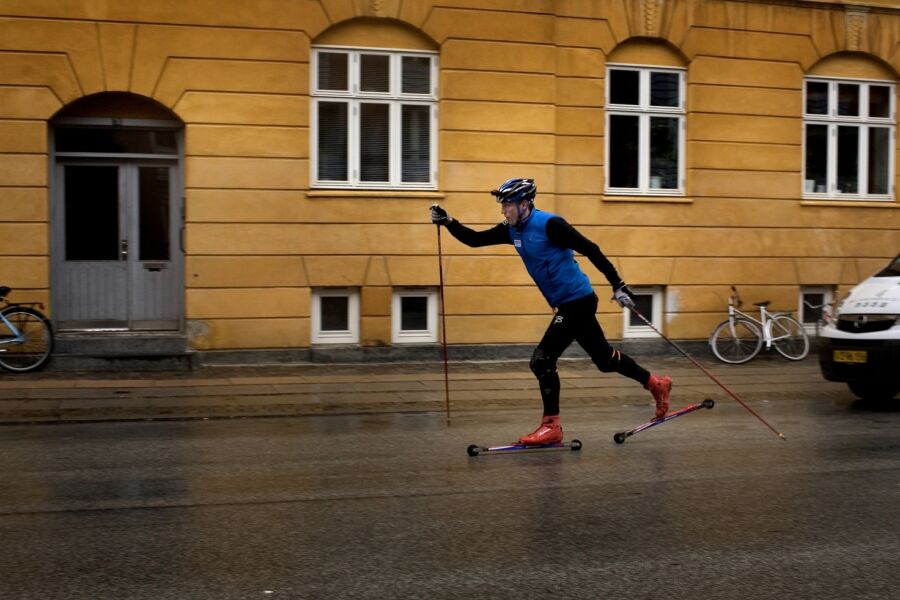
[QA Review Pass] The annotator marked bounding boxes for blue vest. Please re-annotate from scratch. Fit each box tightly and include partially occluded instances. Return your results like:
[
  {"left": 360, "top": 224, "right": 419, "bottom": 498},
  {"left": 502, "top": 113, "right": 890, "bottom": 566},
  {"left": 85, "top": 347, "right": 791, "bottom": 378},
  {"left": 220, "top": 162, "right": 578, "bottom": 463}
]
[{"left": 509, "top": 209, "right": 594, "bottom": 307}]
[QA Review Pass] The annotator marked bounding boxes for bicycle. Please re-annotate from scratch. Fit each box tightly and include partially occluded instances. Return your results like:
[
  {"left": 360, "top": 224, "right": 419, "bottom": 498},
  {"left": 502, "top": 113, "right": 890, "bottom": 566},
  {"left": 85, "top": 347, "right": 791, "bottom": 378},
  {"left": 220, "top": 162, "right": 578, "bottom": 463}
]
[
  {"left": 709, "top": 286, "right": 810, "bottom": 364},
  {"left": 0, "top": 286, "right": 54, "bottom": 372}
]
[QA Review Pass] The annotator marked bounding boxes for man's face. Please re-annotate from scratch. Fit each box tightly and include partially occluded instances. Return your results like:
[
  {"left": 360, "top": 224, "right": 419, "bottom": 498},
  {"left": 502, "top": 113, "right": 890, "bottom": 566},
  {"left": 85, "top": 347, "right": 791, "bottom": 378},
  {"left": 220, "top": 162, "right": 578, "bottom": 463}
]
[{"left": 501, "top": 200, "right": 529, "bottom": 226}]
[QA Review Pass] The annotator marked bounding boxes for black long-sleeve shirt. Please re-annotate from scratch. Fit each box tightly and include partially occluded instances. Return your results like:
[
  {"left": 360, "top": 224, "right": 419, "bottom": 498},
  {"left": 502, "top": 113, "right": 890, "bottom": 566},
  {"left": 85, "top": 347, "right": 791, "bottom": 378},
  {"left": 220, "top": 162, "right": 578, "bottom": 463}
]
[{"left": 446, "top": 216, "right": 623, "bottom": 289}]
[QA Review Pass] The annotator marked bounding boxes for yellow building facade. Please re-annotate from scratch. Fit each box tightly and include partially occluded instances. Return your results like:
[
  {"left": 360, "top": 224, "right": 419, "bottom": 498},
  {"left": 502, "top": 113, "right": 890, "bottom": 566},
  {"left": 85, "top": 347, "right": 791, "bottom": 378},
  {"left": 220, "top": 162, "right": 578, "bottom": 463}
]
[{"left": 1, "top": 0, "right": 899, "bottom": 360}]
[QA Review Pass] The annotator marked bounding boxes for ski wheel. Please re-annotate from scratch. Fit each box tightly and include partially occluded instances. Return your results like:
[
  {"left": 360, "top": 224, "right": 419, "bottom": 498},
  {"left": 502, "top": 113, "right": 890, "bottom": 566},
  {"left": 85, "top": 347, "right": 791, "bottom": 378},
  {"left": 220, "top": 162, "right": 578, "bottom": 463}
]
[
  {"left": 466, "top": 445, "right": 480, "bottom": 457},
  {"left": 702, "top": 398, "right": 715, "bottom": 409},
  {"left": 570, "top": 439, "right": 582, "bottom": 451},
  {"left": 613, "top": 432, "right": 626, "bottom": 444}
]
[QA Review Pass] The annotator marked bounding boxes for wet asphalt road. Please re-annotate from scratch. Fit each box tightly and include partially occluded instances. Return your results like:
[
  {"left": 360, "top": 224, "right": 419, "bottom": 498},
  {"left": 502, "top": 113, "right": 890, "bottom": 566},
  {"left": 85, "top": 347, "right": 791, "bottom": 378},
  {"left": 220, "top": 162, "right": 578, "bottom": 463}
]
[{"left": 1, "top": 393, "right": 899, "bottom": 599}]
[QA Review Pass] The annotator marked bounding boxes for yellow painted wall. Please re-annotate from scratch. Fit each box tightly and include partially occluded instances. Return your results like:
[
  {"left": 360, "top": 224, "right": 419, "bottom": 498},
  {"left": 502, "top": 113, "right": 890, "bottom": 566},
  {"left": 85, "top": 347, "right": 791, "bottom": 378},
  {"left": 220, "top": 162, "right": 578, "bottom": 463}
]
[{"left": 0, "top": 0, "right": 899, "bottom": 352}]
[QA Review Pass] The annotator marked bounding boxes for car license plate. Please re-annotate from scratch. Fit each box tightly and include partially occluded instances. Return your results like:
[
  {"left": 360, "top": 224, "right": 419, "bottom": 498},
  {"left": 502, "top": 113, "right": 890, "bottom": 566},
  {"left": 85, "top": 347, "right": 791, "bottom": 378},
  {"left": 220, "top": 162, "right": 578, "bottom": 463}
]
[{"left": 834, "top": 350, "right": 867, "bottom": 363}]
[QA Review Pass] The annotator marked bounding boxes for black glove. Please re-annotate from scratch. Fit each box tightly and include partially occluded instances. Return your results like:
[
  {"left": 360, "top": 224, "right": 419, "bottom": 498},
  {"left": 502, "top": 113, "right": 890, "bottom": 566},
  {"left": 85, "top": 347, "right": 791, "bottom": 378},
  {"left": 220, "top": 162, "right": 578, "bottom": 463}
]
[
  {"left": 613, "top": 282, "right": 635, "bottom": 309},
  {"left": 430, "top": 204, "right": 452, "bottom": 226}
]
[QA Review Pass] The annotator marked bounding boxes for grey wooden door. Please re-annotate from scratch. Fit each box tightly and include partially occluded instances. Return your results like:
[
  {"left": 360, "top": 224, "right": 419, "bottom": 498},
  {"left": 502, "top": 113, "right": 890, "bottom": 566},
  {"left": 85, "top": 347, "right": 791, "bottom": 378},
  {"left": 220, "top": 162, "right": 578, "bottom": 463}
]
[{"left": 54, "top": 161, "right": 182, "bottom": 331}]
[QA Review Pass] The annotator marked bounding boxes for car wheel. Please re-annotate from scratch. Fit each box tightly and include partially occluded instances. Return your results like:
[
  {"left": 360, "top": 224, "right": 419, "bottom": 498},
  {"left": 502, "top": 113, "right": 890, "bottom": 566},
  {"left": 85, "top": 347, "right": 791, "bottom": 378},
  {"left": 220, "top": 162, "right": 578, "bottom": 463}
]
[{"left": 848, "top": 381, "right": 900, "bottom": 402}]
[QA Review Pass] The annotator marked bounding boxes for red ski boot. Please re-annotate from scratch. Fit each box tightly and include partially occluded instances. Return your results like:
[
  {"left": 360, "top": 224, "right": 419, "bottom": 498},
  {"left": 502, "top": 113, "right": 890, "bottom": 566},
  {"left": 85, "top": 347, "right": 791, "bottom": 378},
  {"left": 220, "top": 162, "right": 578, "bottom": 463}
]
[
  {"left": 518, "top": 415, "right": 563, "bottom": 445},
  {"left": 646, "top": 375, "right": 672, "bottom": 419}
]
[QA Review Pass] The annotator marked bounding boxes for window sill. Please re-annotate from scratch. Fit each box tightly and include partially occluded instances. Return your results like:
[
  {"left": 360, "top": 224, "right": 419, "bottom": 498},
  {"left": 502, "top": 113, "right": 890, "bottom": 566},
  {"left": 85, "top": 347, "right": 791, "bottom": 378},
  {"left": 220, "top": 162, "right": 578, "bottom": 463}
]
[
  {"left": 603, "top": 195, "right": 692, "bottom": 204},
  {"left": 308, "top": 190, "right": 445, "bottom": 200},
  {"left": 801, "top": 199, "right": 898, "bottom": 208}
]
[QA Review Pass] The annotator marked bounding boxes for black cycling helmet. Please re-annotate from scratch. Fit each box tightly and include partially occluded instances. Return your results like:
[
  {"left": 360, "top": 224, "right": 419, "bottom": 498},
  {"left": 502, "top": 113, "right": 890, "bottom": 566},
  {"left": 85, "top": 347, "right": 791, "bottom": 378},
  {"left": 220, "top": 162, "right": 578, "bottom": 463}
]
[{"left": 491, "top": 178, "right": 536, "bottom": 205}]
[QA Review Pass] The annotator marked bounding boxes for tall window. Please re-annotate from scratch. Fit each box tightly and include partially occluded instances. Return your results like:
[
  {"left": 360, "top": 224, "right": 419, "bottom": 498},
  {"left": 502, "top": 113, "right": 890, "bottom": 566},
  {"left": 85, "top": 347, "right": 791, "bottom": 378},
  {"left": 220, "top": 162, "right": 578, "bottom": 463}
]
[
  {"left": 606, "top": 66, "right": 685, "bottom": 195},
  {"left": 804, "top": 78, "right": 895, "bottom": 199},
  {"left": 312, "top": 47, "right": 437, "bottom": 189}
]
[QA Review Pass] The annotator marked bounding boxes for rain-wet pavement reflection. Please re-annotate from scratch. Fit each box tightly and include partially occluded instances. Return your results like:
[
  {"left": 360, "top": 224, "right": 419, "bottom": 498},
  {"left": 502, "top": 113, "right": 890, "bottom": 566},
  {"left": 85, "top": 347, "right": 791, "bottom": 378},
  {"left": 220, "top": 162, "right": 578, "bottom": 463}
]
[{"left": 1, "top": 393, "right": 899, "bottom": 599}]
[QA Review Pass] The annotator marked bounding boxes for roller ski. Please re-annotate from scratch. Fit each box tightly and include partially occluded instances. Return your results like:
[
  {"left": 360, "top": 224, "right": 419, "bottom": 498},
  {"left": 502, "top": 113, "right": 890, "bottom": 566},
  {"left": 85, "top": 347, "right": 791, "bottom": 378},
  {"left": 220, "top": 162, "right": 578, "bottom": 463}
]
[
  {"left": 614, "top": 398, "right": 715, "bottom": 444},
  {"left": 467, "top": 439, "right": 582, "bottom": 457},
  {"left": 467, "top": 415, "right": 581, "bottom": 456}
]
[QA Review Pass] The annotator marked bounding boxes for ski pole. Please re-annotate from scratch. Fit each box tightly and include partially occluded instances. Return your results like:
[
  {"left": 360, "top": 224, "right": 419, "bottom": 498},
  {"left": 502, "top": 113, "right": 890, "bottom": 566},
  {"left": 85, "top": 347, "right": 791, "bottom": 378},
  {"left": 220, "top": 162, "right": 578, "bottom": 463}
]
[
  {"left": 626, "top": 305, "right": 786, "bottom": 441},
  {"left": 436, "top": 223, "right": 451, "bottom": 426}
]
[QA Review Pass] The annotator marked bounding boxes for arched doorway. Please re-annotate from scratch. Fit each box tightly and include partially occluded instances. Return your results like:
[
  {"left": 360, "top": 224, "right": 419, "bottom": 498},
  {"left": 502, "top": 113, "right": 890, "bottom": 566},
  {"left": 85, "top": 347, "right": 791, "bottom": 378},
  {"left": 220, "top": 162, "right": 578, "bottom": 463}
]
[{"left": 50, "top": 93, "right": 184, "bottom": 331}]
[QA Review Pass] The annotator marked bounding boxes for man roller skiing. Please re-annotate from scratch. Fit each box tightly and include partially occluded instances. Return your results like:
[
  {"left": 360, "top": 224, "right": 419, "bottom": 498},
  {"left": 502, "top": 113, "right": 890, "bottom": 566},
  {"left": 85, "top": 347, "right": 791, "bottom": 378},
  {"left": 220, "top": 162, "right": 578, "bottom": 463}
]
[{"left": 430, "top": 178, "right": 672, "bottom": 445}]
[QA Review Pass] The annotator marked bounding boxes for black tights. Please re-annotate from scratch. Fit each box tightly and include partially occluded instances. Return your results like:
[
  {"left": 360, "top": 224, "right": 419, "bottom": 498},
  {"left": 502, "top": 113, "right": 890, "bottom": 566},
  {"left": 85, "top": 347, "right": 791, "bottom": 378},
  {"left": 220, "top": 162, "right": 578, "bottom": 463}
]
[{"left": 529, "top": 293, "right": 650, "bottom": 416}]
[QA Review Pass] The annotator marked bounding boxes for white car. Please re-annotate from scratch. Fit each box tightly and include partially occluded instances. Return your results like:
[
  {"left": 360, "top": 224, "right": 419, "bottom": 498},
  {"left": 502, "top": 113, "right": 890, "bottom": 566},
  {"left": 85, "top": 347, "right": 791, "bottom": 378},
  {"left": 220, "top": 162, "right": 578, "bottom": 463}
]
[{"left": 818, "top": 253, "right": 900, "bottom": 401}]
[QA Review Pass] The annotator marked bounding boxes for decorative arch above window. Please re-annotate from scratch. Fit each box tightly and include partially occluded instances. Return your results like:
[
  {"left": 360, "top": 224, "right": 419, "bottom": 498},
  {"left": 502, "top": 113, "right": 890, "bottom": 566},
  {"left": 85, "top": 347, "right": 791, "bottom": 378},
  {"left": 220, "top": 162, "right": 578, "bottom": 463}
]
[{"left": 314, "top": 18, "right": 437, "bottom": 52}]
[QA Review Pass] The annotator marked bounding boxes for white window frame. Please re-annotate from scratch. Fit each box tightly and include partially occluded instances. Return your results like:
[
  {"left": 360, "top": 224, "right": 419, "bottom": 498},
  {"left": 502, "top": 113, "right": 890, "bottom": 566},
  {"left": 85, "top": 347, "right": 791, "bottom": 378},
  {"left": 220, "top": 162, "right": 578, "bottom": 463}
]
[
  {"left": 311, "top": 45, "right": 438, "bottom": 190},
  {"left": 799, "top": 286, "right": 835, "bottom": 333},
  {"left": 802, "top": 76, "right": 895, "bottom": 201},
  {"left": 622, "top": 286, "right": 664, "bottom": 338},
  {"left": 392, "top": 287, "right": 438, "bottom": 344},
  {"left": 605, "top": 64, "right": 686, "bottom": 196},
  {"left": 311, "top": 288, "right": 360, "bottom": 344}
]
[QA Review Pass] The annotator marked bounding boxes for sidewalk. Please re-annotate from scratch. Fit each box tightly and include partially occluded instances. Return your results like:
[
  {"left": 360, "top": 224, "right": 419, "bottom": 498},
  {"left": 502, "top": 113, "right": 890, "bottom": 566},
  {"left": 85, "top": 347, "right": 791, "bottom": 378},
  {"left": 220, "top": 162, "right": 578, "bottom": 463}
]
[{"left": 0, "top": 355, "right": 843, "bottom": 424}]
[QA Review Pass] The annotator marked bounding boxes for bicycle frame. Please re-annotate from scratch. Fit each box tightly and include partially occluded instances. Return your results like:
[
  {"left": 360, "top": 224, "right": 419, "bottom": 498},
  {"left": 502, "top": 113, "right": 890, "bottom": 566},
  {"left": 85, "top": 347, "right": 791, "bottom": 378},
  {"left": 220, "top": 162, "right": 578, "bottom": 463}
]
[{"left": 726, "top": 290, "right": 791, "bottom": 350}]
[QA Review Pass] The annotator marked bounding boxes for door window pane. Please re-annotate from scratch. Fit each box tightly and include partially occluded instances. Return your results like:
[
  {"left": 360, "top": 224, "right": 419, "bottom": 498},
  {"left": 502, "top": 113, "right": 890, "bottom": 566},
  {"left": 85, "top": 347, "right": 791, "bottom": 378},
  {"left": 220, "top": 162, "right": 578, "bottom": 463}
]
[
  {"left": 318, "top": 102, "right": 348, "bottom": 181},
  {"left": 402, "top": 56, "right": 431, "bottom": 94},
  {"left": 609, "top": 70, "right": 639, "bottom": 105},
  {"left": 869, "top": 85, "right": 890, "bottom": 118},
  {"left": 360, "top": 54, "right": 390, "bottom": 92},
  {"left": 56, "top": 128, "right": 176, "bottom": 155},
  {"left": 65, "top": 166, "right": 119, "bottom": 261},
  {"left": 650, "top": 117, "right": 679, "bottom": 189},
  {"left": 401, "top": 296, "right": 428, "bottom": 331},
  {"left": 838, "top": 84, "right": 859, "bottom": 116},
  {"left": 401, "top": 105, "right": 430, "bottom": 183},
  {"left": 360, "top": 103, "right": 390, "bottom": 182},
  {"left": 609, "top": 115, "right": 639, "bottom": 188},
  {"left": 317, "top": 52, "right": 348, "bottom": 91},
  {"left": 868, "top": 127, "right": 890, "bottom": 195},
  {"left": 650, "top": 72, "right": 679, "bottom": 107},
  {"left": 805, "top": 81, "right": 829, "bottom": 115},
  {"left": 837, "top": 126, "right": 859, "bottom": 193},
  {"left": 138, "top": 167, "right": 170, "bottom": 261},
  {"left": 805, "top": 124, "right": 828, "bottom": 193},
  {"left": 320, "top": 296, "right": 349, "bottom": 331}
]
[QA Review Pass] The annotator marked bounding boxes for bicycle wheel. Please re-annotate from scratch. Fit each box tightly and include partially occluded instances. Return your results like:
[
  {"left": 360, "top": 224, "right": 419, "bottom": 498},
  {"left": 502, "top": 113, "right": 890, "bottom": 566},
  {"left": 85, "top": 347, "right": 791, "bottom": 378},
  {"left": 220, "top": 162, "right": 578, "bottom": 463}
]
[
  {"left": 0, "top": 306, "right": 54, "bottom": 372},
  {"left": 769, "top": 314, "right": 809, "bottom": 360},
  {"left": 710, "top": 318, "right": 762, "bottom": 364}
]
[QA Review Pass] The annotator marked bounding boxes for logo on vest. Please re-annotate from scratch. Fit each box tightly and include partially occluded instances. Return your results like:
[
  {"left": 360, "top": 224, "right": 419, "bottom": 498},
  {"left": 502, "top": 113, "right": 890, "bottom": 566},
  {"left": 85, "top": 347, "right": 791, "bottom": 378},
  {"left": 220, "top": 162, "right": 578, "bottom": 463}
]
[
  {"left": 554, "top": 315, "right": 564, "bottom": 324},
  {"left": 514, "top": 239, "right": 522, "bottom": 248}
]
